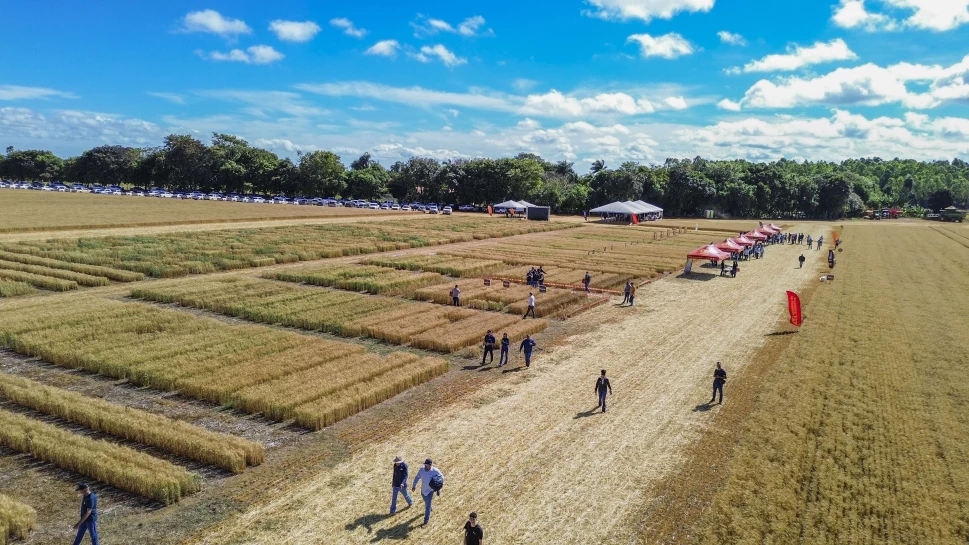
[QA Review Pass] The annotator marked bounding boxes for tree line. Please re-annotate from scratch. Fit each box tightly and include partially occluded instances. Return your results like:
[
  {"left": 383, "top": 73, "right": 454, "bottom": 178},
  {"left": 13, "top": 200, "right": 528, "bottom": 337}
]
[{"left": 3, "top": 134, "right": 968, "bottom": 218}]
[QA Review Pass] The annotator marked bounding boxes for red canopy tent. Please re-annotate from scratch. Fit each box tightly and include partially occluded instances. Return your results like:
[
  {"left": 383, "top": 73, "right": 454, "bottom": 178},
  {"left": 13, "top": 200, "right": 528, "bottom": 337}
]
[
  {"left": 716, "top": 239, "right": 744, "bottom": 253},
  {"left": 756, "top": 227, "right": 776, "bottom": 236},
  {"left": 733, "top": 235, "right": 755, "bottom": 247},
  {"left": 744, "top": 231, "right": 767, "bottom": 241},
  {"left": 769, "top": 223, "right": 782, "bottom": 231},
  {"left": 687, "top": 244, "right": 731, "bottom": 262}
]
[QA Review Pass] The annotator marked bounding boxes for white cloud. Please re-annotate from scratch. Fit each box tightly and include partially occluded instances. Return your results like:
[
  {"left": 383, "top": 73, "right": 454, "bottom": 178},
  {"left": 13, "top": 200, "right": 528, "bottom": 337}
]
[
  {"left": 0, "top": 107, "right": 163, "bottom": 147},
  {"left": 512, "top": 78, "right": 539, "bottom": 92},
  {"left": 732, "top": 55, "right": 969, "bottom": 110},
  {"left": 717, "top": 31, "right": 747, "bottom": 46},
  {"left": 626, "top": 33, "right": 695, "bottom": 59},
  {"left": 582, "top": 0, "right": 715, "bottom": 21},
  {"left": 254, "top": 138, "right": 320, "bottom": 153},
  {"left": 181, "top": 9, "right": 251, "bottom": 38},
  {"left": 296, "top": 81, "right": 517, "bottom": 112},
  {"left": 364, "top": 40, "right": 400, "bottom": 57},
  {"left": 329, "top": 18, "right": 366, "bottom": 39},
  {"left": 730, "top": 39, "right": 857, "bottom": 73},
  {"left": 147, "top": 92, "right": 185, "bottom": 104},
  {"left": 411, "top": 14, "right": 493, "bottom": 37},
  {"left": 664, "top": 96, "right": 689, "bottom": 110},
  {"left": 195, "top": 90, "right": 327, "bottom": 117},
  {"left": 414, "top": 44, "right": 467, "bottom": 68},
  {"left": 831, "top": 0, "right": 969, "bottom": 32},
  {"left": 447, "top": 109, "right": 460, "bottom": 117},
  {"left": 717, "top": 98, "right": 742, "bottom": 111},
  {"left": 519, "top": 90, "right": 655, "bottom": 117},
  {"left": 0, "top": 85, "right": 77, "bottom": 101},
  {"left": 206, "top": 45, "right": 284, "bottom": 65},
  {"left": 270, "top": 20, "right": 322, "bottom": 42}
]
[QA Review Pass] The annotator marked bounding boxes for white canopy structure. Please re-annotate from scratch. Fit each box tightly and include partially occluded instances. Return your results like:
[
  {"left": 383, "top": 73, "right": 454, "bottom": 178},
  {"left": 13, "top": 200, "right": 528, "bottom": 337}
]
[
  {"left": 493, "top": 200, "right": 526, "bottom": 211},
  {"left": 634, "top": 200, "right": 664, "bottom": 214},
  {"left": 589, "top": 201, "right": 643, "bottom": 215},
  {"left": 518, "top": 200, "right": 538, "bottom": 208}
]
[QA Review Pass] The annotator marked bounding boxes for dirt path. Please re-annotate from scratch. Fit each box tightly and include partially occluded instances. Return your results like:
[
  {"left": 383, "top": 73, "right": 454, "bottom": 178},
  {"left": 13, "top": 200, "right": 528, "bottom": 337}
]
[{"left": 194, "top": 225, "right": 827, "bottom": 545}]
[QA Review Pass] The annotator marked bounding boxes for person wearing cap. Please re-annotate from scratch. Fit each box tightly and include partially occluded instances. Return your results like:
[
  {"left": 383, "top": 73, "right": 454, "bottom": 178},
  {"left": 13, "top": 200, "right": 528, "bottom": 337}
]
[
  {"left": 451, "top": 285, "right": 461, "bottom": 306},
  {"left": 72, "top": 483, "right": 99, "bottom": 545},
  {"left": 390, "top": 455, "right": 413, "bottom": 515},
  {"left": 519, "top": 335, "right": 536, "bottom": 368},
  {"left": 710, "top": 362, "right": 727, "bottom": 405},
  {"left": 498, "top": 333, "right": 510, "bottom": 367},
  {"left": 411, "top": 458, "right": 444, "bottom": 527},
  {"left": 481, "top": 330, "right": 496, "bottom": 365},
  {"left": 595, "top": 369, "right": 613, "bottom": 413},
  {"left": 522, "top": 292, "right": 536, "bottom": 319},
  {"left": 463, "top": 512, "right": 484, "bottom": 545}
]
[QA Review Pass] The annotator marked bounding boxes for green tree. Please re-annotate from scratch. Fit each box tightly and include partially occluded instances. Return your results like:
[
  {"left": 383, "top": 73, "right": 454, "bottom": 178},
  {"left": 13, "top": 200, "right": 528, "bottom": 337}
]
[{"left": 297, "top": 151, "right": 346, "bottom": 197}]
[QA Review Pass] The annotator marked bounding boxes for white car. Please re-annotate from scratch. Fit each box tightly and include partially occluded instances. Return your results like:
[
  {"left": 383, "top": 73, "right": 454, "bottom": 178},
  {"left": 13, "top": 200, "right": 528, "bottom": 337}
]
[
  {"left": 368, "top": 202, "right": 380, "bottom": 210},
  {"left": 159, "top": 191, "right": 174, "bottom": 198},
  {"left": 442, "top": 206, "right": 453, "bottom": 215},
  {"left": 252, "top": 196, "right": 266, "bottom": 204},
  {"left": 400, "top": 205, "right": 411, "bottom": 211},
  {"left": 428, "top": 205, "right": 439, "bottom": 214},
  {"left": 391, "top": 204, "right": 401, "bottom": 210}
]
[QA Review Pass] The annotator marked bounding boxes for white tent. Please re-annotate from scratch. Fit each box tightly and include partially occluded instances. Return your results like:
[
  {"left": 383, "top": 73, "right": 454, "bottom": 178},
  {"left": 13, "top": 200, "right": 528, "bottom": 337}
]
[
  {"left": 634, "top": 200, "right": 663, "bottom": 213},
  {"left": 493, "top": 200, "right": 526, "bottom": 211},
  {"left": 518, "top": 200, "right": 538, "bottom": 208},
  {"left": 590, "top": 201, "right": 643, "bottom": 215},
  {"left": 623, "top": 201, "right": 652, "bottom": 213}
]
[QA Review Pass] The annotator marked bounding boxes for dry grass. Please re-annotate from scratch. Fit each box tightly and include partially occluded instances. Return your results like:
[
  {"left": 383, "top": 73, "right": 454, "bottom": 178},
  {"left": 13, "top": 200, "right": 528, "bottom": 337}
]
[
  {"left": 360, "top": 254, "right": 506, "bottom": 277},
  {"left": 694, "top": 224, "right": 969, "bottom": 543},
  {"left": 413, "top": 277, "right": 601, "bottom": 317},
  {"left": 0, "top": 280, "right": 35, "bottom": 298},
  {"left": 0, "top": 259, "right": 109, "bottom": 286},
  {"left": 0, "top": 373, "right": 263, "bottom": 473},
  {"left": 0, "top": 408, "right": 201, "bottom": 504},
  {"left": 0, "top": 250, "right": 143, "bottom": 281},
  {"left": 0, "top": 190, "right": 392, "bottom": 233},
  {"left": 0, "top": 269, "right": 77, "bottom": 291},
  {"left": 0, "top": 494, "right": 35, "bottom": 544},
  {"left": 0, "top": 297, "right": 447, "bottom": 429},
  {"left": 269, "top": 264, "right": 445, "bottom": 295}
]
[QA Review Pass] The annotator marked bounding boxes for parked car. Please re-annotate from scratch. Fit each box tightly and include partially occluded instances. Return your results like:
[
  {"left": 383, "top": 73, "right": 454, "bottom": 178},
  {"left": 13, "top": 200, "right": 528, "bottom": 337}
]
[
  {"left": 400, "top": 205, "right": 411, "bottom": 211},
  {"left": 428, "top": 205, "right": 439, "bottom": 214},
  {"left": 368, "top": 202, "right": 380, "bottom": 209},
  {"left": 380, "top": 203, "right": 390, "bottom": 210},
  {"left": 442, "top": 206, "right": 453, "bottom": 215}
]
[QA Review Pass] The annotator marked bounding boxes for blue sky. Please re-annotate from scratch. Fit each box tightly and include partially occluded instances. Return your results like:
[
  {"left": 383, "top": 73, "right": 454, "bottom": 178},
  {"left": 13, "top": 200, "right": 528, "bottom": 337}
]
[{"left": 2, "top": 0, "right": 969, "bottom": 167}]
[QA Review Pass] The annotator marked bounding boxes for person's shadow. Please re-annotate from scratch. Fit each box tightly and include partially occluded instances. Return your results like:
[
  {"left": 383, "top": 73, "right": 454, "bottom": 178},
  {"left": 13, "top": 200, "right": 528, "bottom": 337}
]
[
  {"left": 346, "top": 513, "right": 392, "bottom": 534},
  {"left": 574, "top": 406, "right": 600, "bottom": 419},
  {"left": 370, "top": 516, "right": 422, "bottom": 542},
  {"left": 693, "top": 403, "right": 714, "bottom": 412}
]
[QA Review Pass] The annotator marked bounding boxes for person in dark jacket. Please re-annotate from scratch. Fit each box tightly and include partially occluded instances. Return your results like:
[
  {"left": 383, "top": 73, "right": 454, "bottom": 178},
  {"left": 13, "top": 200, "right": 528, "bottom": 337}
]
[
  {"left": 595, "top": 369, "right": 613, "bottom": 413},
  {"left": 72, "top": 483, "right": 99, "bottom": 545},
  {"left": 482, "top": 330, "right": 496, "bottom": 365},
  {"left": 390, "top": 456, "right": 413, "bottom": 514},
  {"left": 498, "top": 333, "right": 510, "bottom": 367},
  {"left": 520, "top": 335, "right": 536, "bottom": 368},
  {"left": 710, "top": 362, "right": 727, "bottom": 404},
  {"left": 583, "top": 272, "right": 591, "bottom": 292},
  {"left": 798, "top": 254, "right": 806, "bottom": 268}
]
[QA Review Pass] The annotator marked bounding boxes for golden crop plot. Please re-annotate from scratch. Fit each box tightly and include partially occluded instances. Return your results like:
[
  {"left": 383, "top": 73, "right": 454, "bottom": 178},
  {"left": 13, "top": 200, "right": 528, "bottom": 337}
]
[{"left": 0, "top": 494, "right": 35, "bottom": 545}]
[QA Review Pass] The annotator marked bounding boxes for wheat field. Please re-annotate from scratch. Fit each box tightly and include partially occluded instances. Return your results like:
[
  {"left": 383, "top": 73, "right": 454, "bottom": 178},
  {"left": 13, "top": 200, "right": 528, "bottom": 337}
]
[{"left": 0, "top": 494, "right": 35, "bottom": 545}]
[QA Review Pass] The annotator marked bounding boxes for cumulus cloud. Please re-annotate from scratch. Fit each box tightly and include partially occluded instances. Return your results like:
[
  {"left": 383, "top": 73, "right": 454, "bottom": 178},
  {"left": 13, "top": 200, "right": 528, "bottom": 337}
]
[
  {"left": 205, "top": 45, "right": 284, "bottom": 65},
  {"left": 254, "top": 138, "right": 320, "bottom": 153},
  {"left": 664, "top": 96, "right": 689, "bottom": 110},
  {"left": 582, "top": 0, "right": 715, "bottom": 22},
  {"left": 411, "top": 14, "right": 493, "bottom": 37},
  {"left": 731, "top": 55, "right": 969, "bottom": 110},
  {"left": 0, "top": 85, "right": 77, "bottom": 101},
  {"left": 717, "top": 98, "right": 742, "bottom": 111},
  {"left": 329, "top": 18, "right": 366, "bottom": 39},
  {"left": 519, "top": 91, "right": 655, "bottom": 117},
  {"left": 413, "top": 44, "right": 467, "bottom": 67},
  {"left": 0, "top": 107, "right": 163, "bottom": 147},
  {"left": 831, "top": 0, "right": 969, "bottom": 32},
  {"left": 180, "top": 9, "right": 251, "bottom": 38},
  {"left": 365, "top": 40, "right": 400, "bottom": 57},
  {"left": 729, "top": 39, "right": 857, "bottom": 73},
  {"left": 717, "top": 31, "right": 747, "bottom": 46},
  {"left": 626, "top": 33, "right": 695, "bottom": 59},
  {"left": 270, "top": 20, "right": 322, "bottom": 42}
]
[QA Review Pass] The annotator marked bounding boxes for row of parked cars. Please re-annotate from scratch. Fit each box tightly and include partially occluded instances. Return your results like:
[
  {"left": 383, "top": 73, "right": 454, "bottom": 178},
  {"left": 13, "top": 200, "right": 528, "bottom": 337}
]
[{"left": 0, "top": 181, "right": 456, "bottom": 214}]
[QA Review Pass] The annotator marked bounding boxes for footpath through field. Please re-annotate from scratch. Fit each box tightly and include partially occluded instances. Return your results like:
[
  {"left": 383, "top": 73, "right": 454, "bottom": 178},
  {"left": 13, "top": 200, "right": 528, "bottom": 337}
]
[{"left": 198, "top": 224, "right": 828, "bottom": 545}]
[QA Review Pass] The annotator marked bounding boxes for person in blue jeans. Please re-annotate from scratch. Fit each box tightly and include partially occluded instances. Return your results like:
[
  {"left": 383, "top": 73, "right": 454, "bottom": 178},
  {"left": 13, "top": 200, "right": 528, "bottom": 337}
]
[
  {"left": 498, "top": 333, "right": 510, "bottom": 367},
  {"left": 390, "top": 455, "right": 412, "bottom": 514},
  {"left": 72, "top": 483, "right": 99, "bottom": 545},
  {"left": 710, "top": 362, "right": 727, "bottom": 405},
  {"left": 520, "top": 335, "right": 537, "bottom": 368},
  {"left": 595, "top": 369, "right": 613, "bottom": 413},
  {"left": 412, "top": 458, "right": 444, "bottom": 528}
]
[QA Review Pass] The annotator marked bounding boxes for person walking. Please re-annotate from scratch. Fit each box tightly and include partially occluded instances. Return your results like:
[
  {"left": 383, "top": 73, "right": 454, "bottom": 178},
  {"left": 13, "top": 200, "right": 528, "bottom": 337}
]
[
  {"left": 710, "top": 362, "right": 727, "bottom": 405},
  {"left": 412, "top": 458, "right": 444, "bottom": 528},
  {"left": 595, "top": 369, "right": 613, "bottom": 413},
  {"left": 451, "top": 285, "right": 461, "bottom": 306},
  {"left": 806, "top": 235, "right": 812, "bottom": 248},
  {"left": 72, "top": 483, "right": 99, "bottom": 545},
  {"left": 498, "top": 333, "right": 510, "bottom": 367},
  {"left": 582, "top": 210, "right": 588, "bottom": 222},
  {"left": 622, "top": 281, "right": 631, "bottom": 305},
  {"left": 520, "top": 335, "right": 536, "bottom": 368},
  {"left": 481, "top": 330, "right": 496, "bottom": 365},
  {"left": 390, "top": 456, "right": 413, "bottom": 515},
  {"left": 628, "top": 283, "right": 637, "bottom": 306},
  {"left": 817, "top": 236, "right": 824, "bottom": 250},
  {"left": 463, "top": 512, "right": 484, "bottom": 545},
  {"left": 798, "top": 254, "right": 806, "bottom": 268},
  {"left": 583, "top": 271, "right": 591, "bottom": 293},
  {"left": 522, "top": 292, "right": 536, "bottom": 319}
]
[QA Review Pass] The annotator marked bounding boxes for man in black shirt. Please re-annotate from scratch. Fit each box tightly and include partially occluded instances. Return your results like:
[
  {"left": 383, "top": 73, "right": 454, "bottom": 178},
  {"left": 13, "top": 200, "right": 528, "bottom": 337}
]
[
  {"left": 498, "top": 333, "right": 510, "bottom": 367},
  {"left": 595, "top": 369, "right": 613, "bottom": 413},
  {"left": 72, "top": 483, "right": 99, "bottom": 545},
  {"left": 710, "top": 362, "right": 727, "bottom": 405},
  {"left": 482, "top": 330, "right": 496, "bottom": 365},
  {"left": 463, "top": 512, "right": 484, "bottom": 545}
]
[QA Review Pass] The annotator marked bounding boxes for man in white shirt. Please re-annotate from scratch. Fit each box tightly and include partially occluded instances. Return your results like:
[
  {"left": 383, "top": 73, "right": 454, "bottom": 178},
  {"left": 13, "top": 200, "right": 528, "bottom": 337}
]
[
  {"left": 451, "top": 285, "right": 461, "bottom": 306},
  {"left": 412, "top": 458, "right": 444, "bottom": 528},
  {"left": 522, "top": 292, "right": 536, "bottom": 319}
]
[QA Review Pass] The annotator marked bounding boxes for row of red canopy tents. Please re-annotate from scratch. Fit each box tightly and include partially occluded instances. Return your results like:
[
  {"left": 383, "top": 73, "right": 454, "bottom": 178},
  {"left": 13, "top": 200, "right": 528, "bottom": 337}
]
[{"left": 685, "top": 223, "right": 783, "bottom": 271}]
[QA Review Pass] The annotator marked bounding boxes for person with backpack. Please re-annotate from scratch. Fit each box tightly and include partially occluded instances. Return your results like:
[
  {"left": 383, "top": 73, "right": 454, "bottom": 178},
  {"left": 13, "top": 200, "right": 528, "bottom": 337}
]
[
  {"left": 481, "top": 330, "right": 496, "bottom": 365},
  {"left": 412, "top": 458, "right": 444, "bottom": 528},
  {"left": 520, "top": 335, "right": 537, "bottom": 368},
  {"left": 595, "top": 369, "right": 613, "bottom": 413},
  {"left": 390, "top": 456, "right": 413, "bottom": 515},
  {"left": 451, "top": 285, "right": 461, "bottom": 306},
  {"left": 498, "top": 333, "right": 510, "bottom": 367},
  {"left": 463, "top": 512, "right": 484, "bottom": 545}
]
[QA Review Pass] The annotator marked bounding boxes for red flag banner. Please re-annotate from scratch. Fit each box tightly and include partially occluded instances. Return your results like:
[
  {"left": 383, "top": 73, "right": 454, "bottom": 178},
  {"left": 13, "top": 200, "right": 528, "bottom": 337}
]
[
  {"left": 631, "top": 214, "right": 639, "bottom": 225},
  {"left": 786, "top": 291, "right": 802, "bottom": 327},
  {"left": 488, "top": 205, "right": 493, "bottom": 216}
]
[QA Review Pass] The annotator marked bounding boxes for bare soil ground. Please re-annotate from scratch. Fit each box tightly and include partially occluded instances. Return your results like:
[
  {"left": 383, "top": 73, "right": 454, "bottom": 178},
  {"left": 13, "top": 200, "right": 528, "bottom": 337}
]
[{"left": 193, "top": 225, "right": 825, "bottom": 545}]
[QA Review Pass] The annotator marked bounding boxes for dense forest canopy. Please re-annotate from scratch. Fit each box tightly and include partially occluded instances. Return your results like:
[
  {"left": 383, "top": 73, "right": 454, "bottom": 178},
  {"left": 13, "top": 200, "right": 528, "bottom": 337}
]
[{"left": 2, "top": 135, "right": 967, "bottom": 218}]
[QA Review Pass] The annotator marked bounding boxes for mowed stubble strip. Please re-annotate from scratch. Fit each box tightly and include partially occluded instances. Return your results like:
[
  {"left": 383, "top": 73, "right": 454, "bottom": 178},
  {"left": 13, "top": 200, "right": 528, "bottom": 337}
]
[{"left": 695, "top": 224, "right": 969, "bottom": 543}]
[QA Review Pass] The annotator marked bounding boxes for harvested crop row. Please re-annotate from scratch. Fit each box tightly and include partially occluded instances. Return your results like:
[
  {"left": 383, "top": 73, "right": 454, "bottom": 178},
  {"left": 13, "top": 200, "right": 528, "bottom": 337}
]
[
  {"left": 0, "top": 494, "right": 35, "bottom": 545},
  {"left": 0, "top": 281, "right": 35, "bottom": 298},
  {"left": 0, "top": 298, "right": 448, "bottom": 429},
  {"left": 0, "top": 259, "right": 109, "bottom": 287},
  {"left": 360, "top": 254, "right": 506, "bottom": 277},
  {"left": 0, "top": 269, "right": 77, "bottom": 291},
  {"left": 0, "top": 373, "right": 263, "bottom": 472},
  {"left": 0, "top": 408, "right": 200, "bottom": 505},
  {"left": 270, "top": 264, "right": 445, "bottom": 295},
  {"left": 0, "top": 250, "right": 144, "bottom": 282}
]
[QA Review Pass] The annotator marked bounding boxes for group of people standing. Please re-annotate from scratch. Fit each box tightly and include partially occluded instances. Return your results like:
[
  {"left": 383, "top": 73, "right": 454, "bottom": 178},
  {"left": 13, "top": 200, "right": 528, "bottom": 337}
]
[
  {"left": 525, "top": 266, "right": 545, "bottom": 287},
  {"left": 481, "top": 330, "right": 537, "bottom": 367}
]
